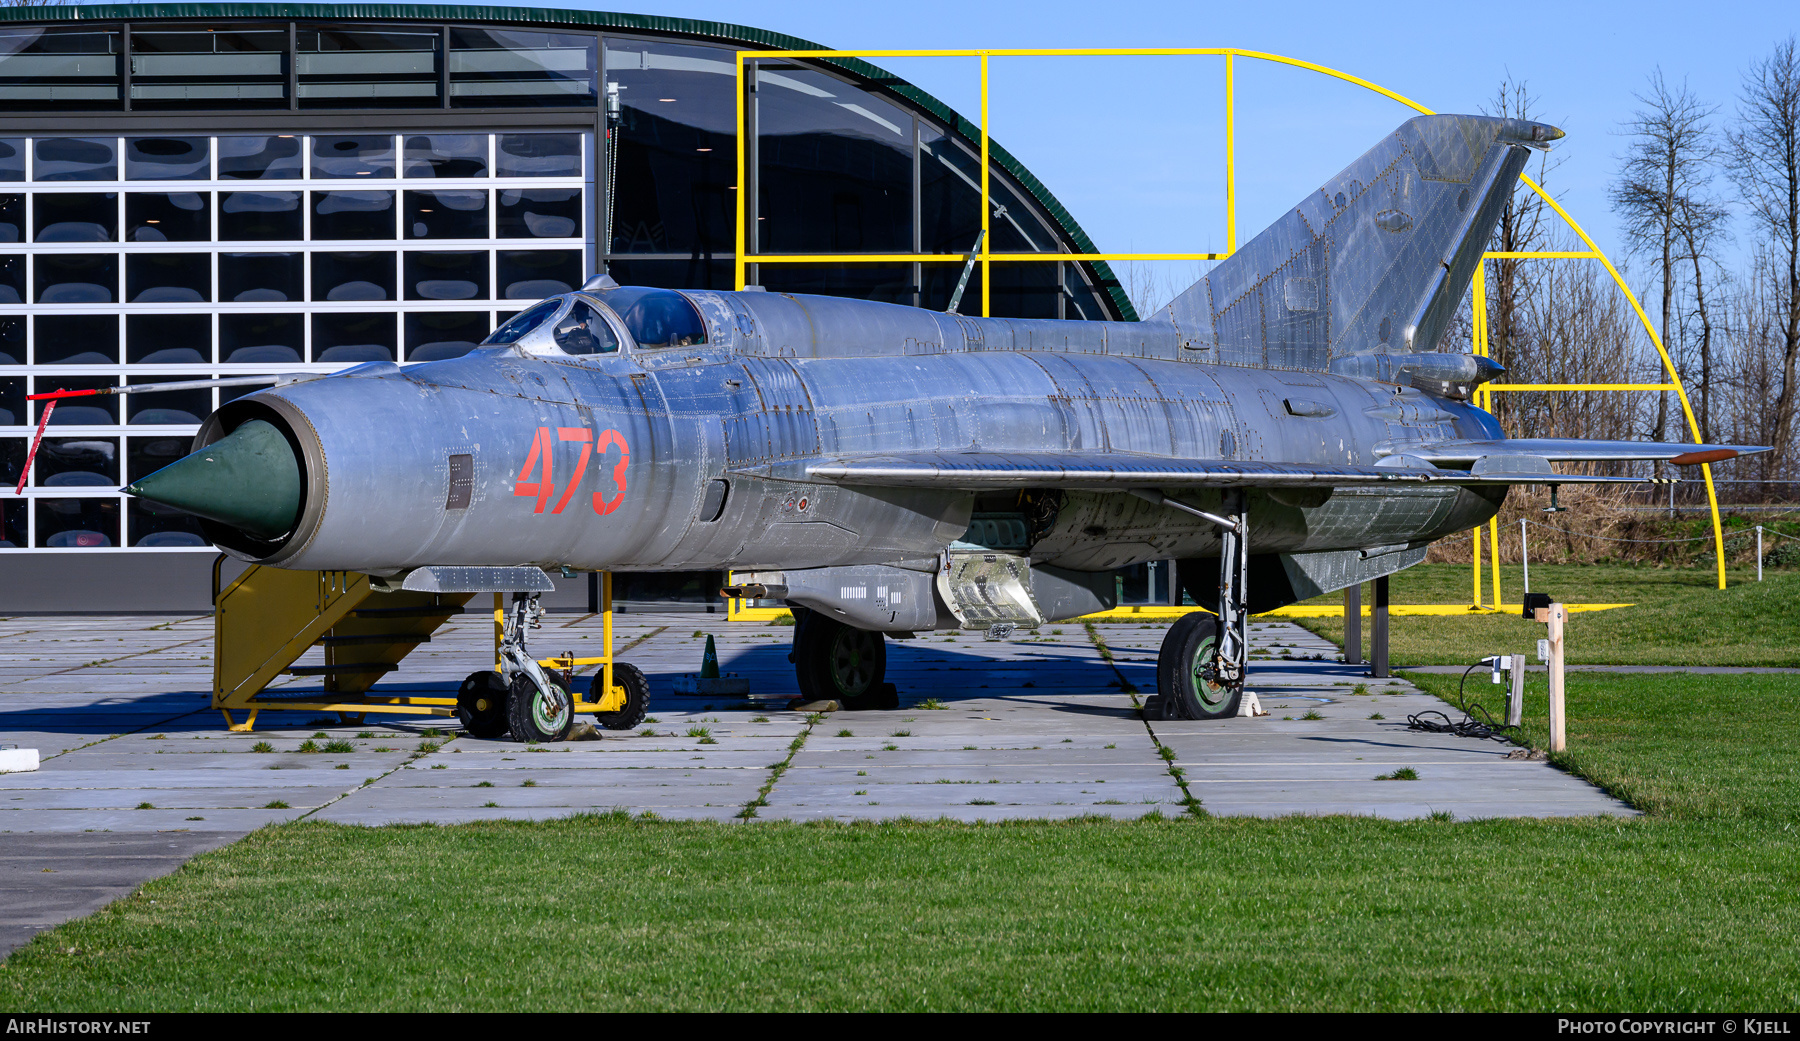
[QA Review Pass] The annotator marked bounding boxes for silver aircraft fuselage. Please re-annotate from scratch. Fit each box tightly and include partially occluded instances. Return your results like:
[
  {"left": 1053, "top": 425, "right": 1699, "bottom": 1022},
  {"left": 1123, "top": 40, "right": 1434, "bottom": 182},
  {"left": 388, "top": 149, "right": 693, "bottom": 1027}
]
[{"left": 210, "top": 286, "right": 1505, "bottom": 581}]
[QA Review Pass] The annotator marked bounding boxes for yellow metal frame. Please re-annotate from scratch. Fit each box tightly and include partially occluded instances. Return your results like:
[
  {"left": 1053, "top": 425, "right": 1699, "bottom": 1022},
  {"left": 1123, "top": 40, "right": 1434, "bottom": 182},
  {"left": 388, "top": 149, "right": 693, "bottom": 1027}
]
[
  {"left": 728, "top": 46, "right": 1729, "bottom": 622},
  {"left": 491, "top": 573, "right": 628, "bottom": 714}
]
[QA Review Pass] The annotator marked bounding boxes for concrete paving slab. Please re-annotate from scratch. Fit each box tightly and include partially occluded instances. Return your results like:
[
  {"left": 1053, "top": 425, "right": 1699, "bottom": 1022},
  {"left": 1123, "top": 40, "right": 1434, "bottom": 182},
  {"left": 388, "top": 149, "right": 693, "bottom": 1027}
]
[{"left": 0, "top": 610, "right": 1650, "bottom": 959}]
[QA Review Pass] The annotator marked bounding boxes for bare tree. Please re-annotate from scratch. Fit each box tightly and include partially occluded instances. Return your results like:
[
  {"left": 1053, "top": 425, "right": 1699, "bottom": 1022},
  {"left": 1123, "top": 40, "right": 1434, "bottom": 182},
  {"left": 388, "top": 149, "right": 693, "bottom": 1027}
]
[
  {"left": 1481, "top": 77, "right": 1558, "bottom": 435},
  {"left": 1677, "top": 191, "right": 1731, "bottom": 443},
  {"left": 1611, "top": 71, "right": 1720, "bottom": 454},
  {"left": 1728, "top": 37, "right": 1800, "bottom": 486}
]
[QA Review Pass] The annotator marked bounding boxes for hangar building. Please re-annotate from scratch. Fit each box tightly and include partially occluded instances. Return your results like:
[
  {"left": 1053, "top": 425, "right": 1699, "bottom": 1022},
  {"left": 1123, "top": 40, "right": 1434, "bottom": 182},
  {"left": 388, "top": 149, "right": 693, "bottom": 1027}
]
[{"left": 0, "top": 4, "right": 1170, "bottom": 611}]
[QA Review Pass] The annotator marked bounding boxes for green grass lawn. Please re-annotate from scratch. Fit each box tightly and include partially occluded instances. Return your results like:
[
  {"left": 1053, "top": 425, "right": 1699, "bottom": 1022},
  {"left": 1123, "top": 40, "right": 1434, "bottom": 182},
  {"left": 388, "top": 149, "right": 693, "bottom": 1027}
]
[
  {"left": 1293, "top": 564, "right": 1800, "bottom": 666},
  {"left": 4, "top": 562, "right": 1798, "bottom": 1011}
]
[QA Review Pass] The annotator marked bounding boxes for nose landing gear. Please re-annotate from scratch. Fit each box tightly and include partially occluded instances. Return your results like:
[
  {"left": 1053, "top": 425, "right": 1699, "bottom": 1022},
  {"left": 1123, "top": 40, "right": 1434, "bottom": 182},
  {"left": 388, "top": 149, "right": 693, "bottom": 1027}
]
[{"left": 457, "top": 585, "right": 648, "bottom": 741}]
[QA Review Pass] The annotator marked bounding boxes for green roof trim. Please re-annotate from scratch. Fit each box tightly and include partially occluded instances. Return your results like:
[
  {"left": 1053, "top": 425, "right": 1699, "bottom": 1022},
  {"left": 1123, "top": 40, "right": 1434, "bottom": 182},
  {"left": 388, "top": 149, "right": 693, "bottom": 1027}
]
[{"left": 0, "top": 3, "right": 1136, "bottom": 319}]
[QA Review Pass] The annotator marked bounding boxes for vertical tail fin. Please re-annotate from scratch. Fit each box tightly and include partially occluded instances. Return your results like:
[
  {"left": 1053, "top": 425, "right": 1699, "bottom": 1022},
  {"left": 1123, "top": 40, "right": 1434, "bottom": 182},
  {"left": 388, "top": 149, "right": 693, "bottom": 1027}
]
[{"left": 1158, "top": 114, "right": 1560, "bottom": 373}]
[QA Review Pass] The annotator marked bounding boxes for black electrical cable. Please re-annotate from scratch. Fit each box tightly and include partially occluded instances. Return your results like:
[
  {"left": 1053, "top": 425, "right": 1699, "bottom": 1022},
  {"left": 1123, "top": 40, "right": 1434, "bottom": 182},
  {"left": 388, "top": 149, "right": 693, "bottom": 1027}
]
[{"left": 1405, "top": 660, "right": 1520, "bottom": 742}]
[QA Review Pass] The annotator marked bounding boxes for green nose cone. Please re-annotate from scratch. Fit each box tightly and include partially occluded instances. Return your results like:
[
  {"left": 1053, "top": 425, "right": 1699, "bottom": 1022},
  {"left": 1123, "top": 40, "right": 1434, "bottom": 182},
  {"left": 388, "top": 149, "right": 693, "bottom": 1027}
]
[{"left": 124, "top": 419, "right": 301, "bottom": 540}]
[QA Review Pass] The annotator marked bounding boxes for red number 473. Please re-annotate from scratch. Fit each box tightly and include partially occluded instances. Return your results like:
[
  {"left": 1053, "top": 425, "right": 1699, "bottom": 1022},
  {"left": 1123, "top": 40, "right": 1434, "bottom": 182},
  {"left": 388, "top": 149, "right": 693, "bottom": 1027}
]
[{"left": 513, "top": 426, "right": 629, "bottom": 516}]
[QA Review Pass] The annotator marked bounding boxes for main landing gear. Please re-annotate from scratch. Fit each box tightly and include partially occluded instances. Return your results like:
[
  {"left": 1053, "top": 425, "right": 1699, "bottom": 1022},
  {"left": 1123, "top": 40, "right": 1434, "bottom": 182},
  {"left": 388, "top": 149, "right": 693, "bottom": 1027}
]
[
  {"left": 1154, "top": 489, "right": 1251, "bottom": 721},
  {"left": 456, "top": 591, "right": 647, "bottom": 741},
  {"left": 789, "top": 608, "right": 898, "bottom": 710}
]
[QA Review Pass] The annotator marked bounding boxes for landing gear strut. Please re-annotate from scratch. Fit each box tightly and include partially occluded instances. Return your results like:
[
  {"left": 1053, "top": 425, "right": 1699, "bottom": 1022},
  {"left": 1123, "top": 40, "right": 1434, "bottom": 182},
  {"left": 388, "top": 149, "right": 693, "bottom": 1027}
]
[
  {"left": 463, "top": 591, "right": 575, "bottom": 742},
  {"left": 1156, "top": 489, "right": 1251, "bottom": 720},
  {"left": 790, "top": 609, "right": 897, "bottom": 709}
]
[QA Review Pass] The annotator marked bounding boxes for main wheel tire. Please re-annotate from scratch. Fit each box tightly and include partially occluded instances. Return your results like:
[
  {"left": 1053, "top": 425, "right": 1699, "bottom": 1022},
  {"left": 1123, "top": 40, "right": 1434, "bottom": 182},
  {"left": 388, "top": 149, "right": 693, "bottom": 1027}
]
[
  {"left": 593, "top": 663, "right": 650, "bottom": 731},
  {"left": 506, "top": 672, "right": 576, "bottom": 743},
  {"left": 456, "top": 670, "right": 511, "bottom": 739},
  {"left": 1159, "top": 614, "right": 1242, "bottom": 720},
  {"left": 793, "top": 615, "right": 887, "bottom": 707}
]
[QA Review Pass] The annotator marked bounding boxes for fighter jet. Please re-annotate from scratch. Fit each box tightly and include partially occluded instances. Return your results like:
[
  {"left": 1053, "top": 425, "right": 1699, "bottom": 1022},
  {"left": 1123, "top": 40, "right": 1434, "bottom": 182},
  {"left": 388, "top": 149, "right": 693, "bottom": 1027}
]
[{"left": 118, "top": 113, "right": 1767, "bottom": 740}]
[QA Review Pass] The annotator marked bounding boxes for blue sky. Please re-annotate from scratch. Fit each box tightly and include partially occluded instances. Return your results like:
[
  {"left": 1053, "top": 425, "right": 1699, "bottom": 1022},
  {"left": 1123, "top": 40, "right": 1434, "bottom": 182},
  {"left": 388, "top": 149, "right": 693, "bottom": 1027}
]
[{"left": 556, "top": 0, "right": 1798, "bottom": 291}]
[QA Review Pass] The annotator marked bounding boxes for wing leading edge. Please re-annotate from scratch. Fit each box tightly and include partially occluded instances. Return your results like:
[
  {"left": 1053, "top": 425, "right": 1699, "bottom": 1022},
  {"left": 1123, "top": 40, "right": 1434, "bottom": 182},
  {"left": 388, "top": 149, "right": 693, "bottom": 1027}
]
[{"left": 757, "top": 449, "right": 1736, "bottom": 492}]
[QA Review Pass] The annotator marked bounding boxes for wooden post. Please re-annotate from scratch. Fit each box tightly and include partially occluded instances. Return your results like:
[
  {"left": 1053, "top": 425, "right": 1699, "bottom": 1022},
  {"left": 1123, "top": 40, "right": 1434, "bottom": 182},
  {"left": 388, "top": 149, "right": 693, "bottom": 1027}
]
[
  {"left": 1371, "top": 574, "right": 1389, "bottom": 678},
  {"left": 1344, "top": 582, "right": 1362, "bottom": 666},
  {"left": 1547, "top": 604, "right": 1566, "bottom": 752}
]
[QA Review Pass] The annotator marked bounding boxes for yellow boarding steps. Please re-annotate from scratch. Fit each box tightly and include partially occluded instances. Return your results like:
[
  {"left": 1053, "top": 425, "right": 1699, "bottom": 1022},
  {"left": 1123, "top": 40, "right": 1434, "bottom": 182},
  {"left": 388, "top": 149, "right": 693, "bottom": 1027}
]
[{"left": 210, "top": 561, "right": 628, "bottom": 732}]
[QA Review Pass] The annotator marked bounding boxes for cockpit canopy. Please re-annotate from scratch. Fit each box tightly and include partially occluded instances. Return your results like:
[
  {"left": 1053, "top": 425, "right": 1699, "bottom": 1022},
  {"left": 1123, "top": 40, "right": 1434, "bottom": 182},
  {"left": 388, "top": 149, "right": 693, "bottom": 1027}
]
[{"left": 478, "top": 285, "right": 707, "bottom": 356}]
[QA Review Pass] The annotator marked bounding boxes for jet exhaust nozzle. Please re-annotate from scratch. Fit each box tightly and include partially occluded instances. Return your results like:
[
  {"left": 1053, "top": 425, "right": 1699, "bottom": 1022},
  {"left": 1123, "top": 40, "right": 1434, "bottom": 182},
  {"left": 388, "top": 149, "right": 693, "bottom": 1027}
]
[{"left": 123, "top": 418, "right": 302, "bottom": 541}]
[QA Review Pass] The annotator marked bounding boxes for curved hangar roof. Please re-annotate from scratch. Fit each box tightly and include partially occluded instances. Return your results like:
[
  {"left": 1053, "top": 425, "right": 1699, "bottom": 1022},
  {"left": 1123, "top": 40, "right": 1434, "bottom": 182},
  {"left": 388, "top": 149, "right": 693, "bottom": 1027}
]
[{"left": 0, "top": 3, "right": 1132, "bottom": 320}]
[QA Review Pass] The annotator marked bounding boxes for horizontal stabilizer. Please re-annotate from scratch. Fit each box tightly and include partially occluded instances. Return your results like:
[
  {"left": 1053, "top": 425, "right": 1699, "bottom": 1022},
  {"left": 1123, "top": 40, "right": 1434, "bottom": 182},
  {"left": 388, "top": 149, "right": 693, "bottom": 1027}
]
[{"left": 752, "top": 451, "right": 1680, "bottom": 491}]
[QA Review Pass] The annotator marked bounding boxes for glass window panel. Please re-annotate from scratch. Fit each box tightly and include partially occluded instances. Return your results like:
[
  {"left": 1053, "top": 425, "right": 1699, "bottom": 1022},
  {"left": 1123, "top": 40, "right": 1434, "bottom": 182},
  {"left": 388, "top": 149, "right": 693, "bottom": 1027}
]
[
  {"left": 311, "top": 251, "right": 395, "bottom": 301},
  {"left": 0, "top": 254, "right": 21, "bottom": 304},
  {"left": 0, "top": 435, "right": 21, "bottom": 491},
  {"left": 128, "top": 29, "right": 287, "bottom": 109},
  {"left": 1062, "top": 263, "right": 1112, "bottom": 322},
  {"left": 497, "top": 249, "right": 581, "bottom": 300},
  {"left": 35, "top": 498, "right": 119, "bottom": 548},
  {"left": 128, "top": 494, "right": 208, "bottom": 546},
  {"left": 35, "top": 435, "right": 117, "bottom": 485},
  {"left": 595, "top": 287, "right": 706, "bottom": 348},
  {"left": 124, "top": 137, "right": 209, "bottom": 180},
  {"left": 552, "top": 300, "right": 616, "bottom": 355},
  {"left": 605, "top": 40, "right": 735, "bottom": 257},
  {"left": 125, "top": 191, "right": 210, "bottom": 242},
  {"left": 758, "top": 262, "right": 915, "bottom": 306},
  {"left": 918, "top": 125, "right": 1060, "bottom": 254},
  {"left": 602, "top": 258, "right": 733, "bottom": 292},
  {"left": 449, "top": 28, "right": 595, "bottom": 109},
  {"left": 0, "top": 376, "right": 20, "bottom": 425},
  {"left": 128, "top": 502, "right": 207, "bottom": 545},
  {"left": 497, "top": 188, "right": 580, "bottom": 238},
  {"left": 220, "top": 313, "right": 302, "bottom": 364},
  {"left": 219, "top": 190, "right": 301, "bottom": 240},
  {"left": 405, "top": 189, "right": 488, "bottom": 239},
  {"left": 34, "top": 192, "right": 117, "bottom": 242},
  {"left": 33, "top": 137, "right": 118, "bottom": 181},
  {"left": 35, "top": 253, "right": 117, "bottom": 305},
  {"left": 405, "top": 251, "right": 488, "bottom": 301},
  {"left": 298, "top": 30, "right": 439, "bottom": 108},
  {"left": 310, "top": 134, "right": 396, "bottom": 179},
  {"left": 495, "top": 133, "right": 580, "bottom": 178},
  {"left": 311, "top": 190, "right": 395, "bottom": 239},
  {"left": 403, "top": 134, "right": 488, "bottom": 178},
  {"left": 987, "top": 261, "right": 1062, "bottom": 319},
  {"left": 128, "top": 431, "right": 200, "bottom": 482},
  {"left": 34, "top": 374, "right": 117, "bottom": 424},
  {"left": 35, "top": 314, "right": 119, "bottom": 365},
  {"left": 123, "top": 375, "right": 210, "bottom": 426},
  {"left": 756, "top": 65, "right": 912, "bottom": 254},
  {"left": 0, "top": 28, "right": 121, "bottom": 111},
  {"left": 0, "top": 496, "right": 22, "bottom": 547},
  {"left": 0, "top": 193, "right": 19, "bottom": 242},
  {"left": 127, "top": 313, "right": 212, "bottom": 364},
  {"left": 0, "top": 139, "right": 23, "bottom": 181},
  {"left": 127, "top": 253, "right": 211, "bottom": 303},
  {"left": 219, "top": 135, "right": 303, "bottom": 180},
  {"left": 0, "top": 316, "right": 21, "bottom": 365},
  {"left": 405, "top": 311, "right": 491, "bottom": 361},
  {"left": 481, "top": 299, "right": 557, "bottom": 344},
  {"left": 218, "top": 252, "right": 302, "bottom": 303},
  {"left": 311, "top": 311, "right": 394, "bottom": 363}
]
